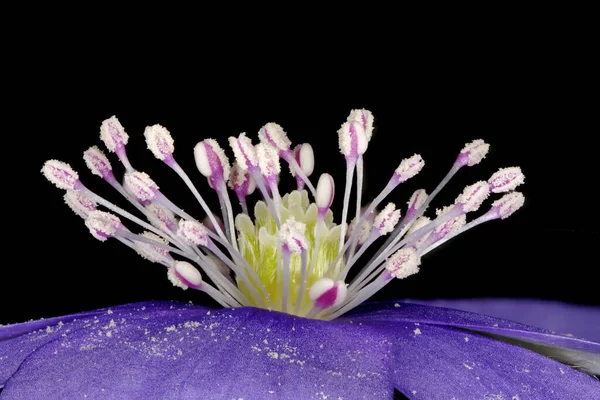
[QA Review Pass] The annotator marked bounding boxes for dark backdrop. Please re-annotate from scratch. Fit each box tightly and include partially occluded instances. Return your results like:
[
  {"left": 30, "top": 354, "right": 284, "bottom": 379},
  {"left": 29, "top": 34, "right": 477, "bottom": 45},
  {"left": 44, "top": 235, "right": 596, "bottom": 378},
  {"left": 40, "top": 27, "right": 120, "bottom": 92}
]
[{"left": 3, "top": 33, "right": 597, "bottom": 325}]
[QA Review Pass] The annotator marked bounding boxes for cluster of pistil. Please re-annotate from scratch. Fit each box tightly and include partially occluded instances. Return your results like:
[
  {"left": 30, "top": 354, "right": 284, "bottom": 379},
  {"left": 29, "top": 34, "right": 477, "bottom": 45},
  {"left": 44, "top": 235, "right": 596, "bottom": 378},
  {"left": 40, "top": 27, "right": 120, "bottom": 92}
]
[{"left": 43, "top": 110, "right": 525, "bottom": 320}]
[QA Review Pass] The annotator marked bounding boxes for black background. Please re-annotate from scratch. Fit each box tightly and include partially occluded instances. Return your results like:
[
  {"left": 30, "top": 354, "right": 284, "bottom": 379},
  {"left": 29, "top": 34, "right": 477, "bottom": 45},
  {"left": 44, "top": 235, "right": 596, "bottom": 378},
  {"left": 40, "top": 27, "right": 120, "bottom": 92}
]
[{"left": 3, "top": 21, "right": 597, "bottom": 325}]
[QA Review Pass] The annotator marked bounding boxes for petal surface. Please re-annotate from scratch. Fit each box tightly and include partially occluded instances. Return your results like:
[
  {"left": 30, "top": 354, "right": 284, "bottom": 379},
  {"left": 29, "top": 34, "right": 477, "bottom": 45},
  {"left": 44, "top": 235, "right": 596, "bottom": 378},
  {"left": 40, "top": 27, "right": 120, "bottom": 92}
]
[
  {"left": 1, "top": 301, "right": 393, "bottom": 399},
  {"left": 379, "top": 320, "right": 600, "bottom": 399},
  {"left": 403, "top": 298, "right": 600, "bottom": 342}
]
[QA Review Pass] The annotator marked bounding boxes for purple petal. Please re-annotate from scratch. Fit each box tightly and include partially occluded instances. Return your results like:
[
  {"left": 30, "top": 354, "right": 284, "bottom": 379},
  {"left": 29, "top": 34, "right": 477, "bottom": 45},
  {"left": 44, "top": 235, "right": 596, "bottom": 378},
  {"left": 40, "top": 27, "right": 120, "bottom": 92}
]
[
  {"left": 382, "top": 320, "right": 599, "bottom": 399},
  {"left": 346, "top": 301, "right": 600, "bottom": 355},
  {"left": 1, "top": 301, "right": 393, "bottom": 399},
  {"left": 403, "top": 298, "right": 600, "bottom": 342}
]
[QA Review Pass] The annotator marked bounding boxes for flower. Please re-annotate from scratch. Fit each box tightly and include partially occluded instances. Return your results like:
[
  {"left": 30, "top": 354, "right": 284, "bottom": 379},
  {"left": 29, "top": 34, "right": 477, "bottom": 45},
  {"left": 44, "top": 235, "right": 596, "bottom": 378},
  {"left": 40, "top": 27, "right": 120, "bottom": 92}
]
[{"left": 1, "top": 111, "right": 598, "bottom": 398}]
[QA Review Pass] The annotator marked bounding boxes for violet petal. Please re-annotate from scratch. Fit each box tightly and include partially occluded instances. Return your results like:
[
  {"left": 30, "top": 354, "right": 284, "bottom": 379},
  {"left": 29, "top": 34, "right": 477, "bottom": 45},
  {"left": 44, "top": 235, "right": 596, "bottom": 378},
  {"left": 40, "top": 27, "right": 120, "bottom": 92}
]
[
  {"left": 403, "top": 298, "right": 600, "bottom": 342},
  {"left": 1, "top": 301, "right": 393, "bottom": 399}
]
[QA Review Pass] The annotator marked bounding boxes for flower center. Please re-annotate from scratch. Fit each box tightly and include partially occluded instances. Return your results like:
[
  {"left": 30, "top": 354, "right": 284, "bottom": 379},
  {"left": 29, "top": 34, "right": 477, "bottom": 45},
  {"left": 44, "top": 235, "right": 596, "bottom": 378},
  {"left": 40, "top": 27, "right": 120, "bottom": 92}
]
[{"left": 42, "top": 110, "right": 526, "bottom": 321}]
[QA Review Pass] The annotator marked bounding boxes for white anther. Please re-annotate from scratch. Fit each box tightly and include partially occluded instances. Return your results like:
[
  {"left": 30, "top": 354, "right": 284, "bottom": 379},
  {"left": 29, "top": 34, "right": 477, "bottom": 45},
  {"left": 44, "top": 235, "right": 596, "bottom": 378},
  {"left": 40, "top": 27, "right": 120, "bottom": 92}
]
[
  {"left": 194, "top": 139, "right": 231, "bottom": 182},
  {"left": 228, "top": 133, "right": 258, "bottom": 171},
  {"left": 385, "top": 248, "right": 420, "bottom": 279},
  {"left": 135, "top": 231, "right": 172, "bottom": 263},
  {"left": 85, "top": 210, "right": 121, "bottom": 241},
  {"left": 290, "top": 143, "right": 315, "bottom": 177},
  {"left": 347, "top": 109, "right": 374, "bottom": 141},
  {"left": 492, "top": 192, "right": 525, "bottom": 219},
  {"left": 395, "top": 154, "right": 425, "bottom": 182},
  {"left": 42, "top": 160, "right": 79, "bottom": 190},
  {"left": 456, "top": 181, "right": 490, "bottom": 212},
  {"left": 256, "top": 142, "right": 281, "bottom": 178},
  {"left": 374, "top": 203, "right": 401, "bottom": 235},
  {"left": 459, "top": 139, "right": 490, "bottom": 167},
  {"left": 278, "top": 217, "right": 309, "bottom": 253},
  {"left": 123, "top": 171, "right": 158, "bottom": 202},
  {"left": 315, "top": 173, "right": 335, "bottom": 210},
  {"left": 167, "top": 261, "right": 203, "bottom": 290},
  {"left": 144, "top": 124, "right": 174, "bottom": 161},
  {"left": 177, "top": 220, "right": 209, "bottom": 247},
  {"left": 258, "top": 122, "right": 292, "bottom": 152},
  {"left": 100, "top": 116, "right": 129, "bottom": 153},
  {"left": 488, "top": 167, "right": 525, "bottom": 193},
  {"left": 64, "top": 190, "right": 96, "bottom": 219},
  {"left": 83, "top": 146, "right": 113, "bottom": 178}
]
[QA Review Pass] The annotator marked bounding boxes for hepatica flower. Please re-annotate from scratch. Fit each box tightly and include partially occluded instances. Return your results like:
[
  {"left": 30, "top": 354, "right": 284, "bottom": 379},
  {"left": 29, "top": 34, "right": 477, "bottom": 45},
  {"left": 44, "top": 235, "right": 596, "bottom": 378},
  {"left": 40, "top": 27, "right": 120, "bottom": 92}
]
[{"left": 1, "top": 111, "right": 599, "bottom": 399}]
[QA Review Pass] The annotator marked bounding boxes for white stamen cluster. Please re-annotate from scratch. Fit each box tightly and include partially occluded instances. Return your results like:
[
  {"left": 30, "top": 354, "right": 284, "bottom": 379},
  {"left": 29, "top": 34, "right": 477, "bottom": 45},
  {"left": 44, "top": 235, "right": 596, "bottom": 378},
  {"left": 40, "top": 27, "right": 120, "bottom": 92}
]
[{"left": 43, "top": 110, "right": 526, "bottom": 320}]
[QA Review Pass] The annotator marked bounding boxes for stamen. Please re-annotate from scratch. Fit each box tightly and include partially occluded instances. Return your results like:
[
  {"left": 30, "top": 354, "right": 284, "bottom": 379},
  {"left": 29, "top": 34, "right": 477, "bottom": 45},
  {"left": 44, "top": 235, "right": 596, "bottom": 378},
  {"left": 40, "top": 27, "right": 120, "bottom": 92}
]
[
  {"left": 279, "top": 218, "right": 309, "bottom": 313},
  {"left": 123, "top": 171, "right": 159, "bottom": 203},
  {"left": 455, "top": 139, "right": 490, "bottom": 168},
  {"left": 393, "top": 154, "right": 425, "bottom": 183},
  {"left": 177, "top": 219, "right": 210, "bottom": 247},
  {"left": 455, "top": 181, "right": 491, "bottom": 212},
  {"left": 347, "top": 109, "right": 374, "bottom": 142},
  {"left": 228, "top": 163, "right": 256, "bottom": 214},
  {"left": 256, "top": 142, "right": 282, "bottom": 224},
  {"left": 228, "top": 133, "right": 259, "bottom": 172}
]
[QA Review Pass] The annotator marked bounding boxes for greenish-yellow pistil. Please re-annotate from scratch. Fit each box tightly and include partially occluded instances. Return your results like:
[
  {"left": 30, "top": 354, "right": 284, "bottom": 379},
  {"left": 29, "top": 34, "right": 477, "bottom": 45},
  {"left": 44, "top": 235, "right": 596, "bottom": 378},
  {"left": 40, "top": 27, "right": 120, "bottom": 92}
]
[{"left": 235, "top": 190, "right": 341, "bottom": 315}]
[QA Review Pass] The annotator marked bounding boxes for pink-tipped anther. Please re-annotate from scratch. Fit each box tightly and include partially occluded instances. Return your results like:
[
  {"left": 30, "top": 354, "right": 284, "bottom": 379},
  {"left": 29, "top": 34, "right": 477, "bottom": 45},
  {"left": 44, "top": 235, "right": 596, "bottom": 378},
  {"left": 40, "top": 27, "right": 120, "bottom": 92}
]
[
  {"left": 491, "top": 192, "right": 525, "bottom": 219},
  {"left": 347, "top": 109, "right": 374, "bottom": 141},
  {"left": 258, "top": 122, "right": 292, "bottom": 155},
  {"left": 309, "top": 278, "right": 347, "bottom": 309},
  {"left": 373, "top": 203, "right": 401, "bottom": 236},
  {"left": 177, "top": 220, "right": 210, "bottom": 247},
  {"left": 135, "top": 232, "right": 172, "bottom": 263},
  {"left": 64, "top": 190, "right": 96, "bottom": 219},
  {"left": 167, "top": 261, "right": 203, "bottom": 290},
  {"left": 42, "top": 160, "right": 80, "bottom": 190},
  {"left": 315, "top": 173, "right": 335, "bottom": 212},
  {"left": 456, "top": 181, "right": 490, "bottom": 212},
  {"left": 123, "top": 171, "right": 159, "bottom": 202},
  {"left": 229, "top": 133, "right": 259, "bottom": 172},
  {"left": 85, "top": 210, "right": 121, "bottom": 241},
  {"left": 385, "top": 248, "right": 420, "bottom": 279},
  {"left": 100, "top": 116, "right": 129, "bottom": 153},
  {"left": 83, "top": 146, "right": 113, "bottom": 179},
  {"left": 256, "top": 142, "right": 281, "bottom": 180},
  {"left": 194, "top": 139, "right": 231, "bottom": 187},
  {"left": 394, "top": 154, "right": 425, "bottom": 183},
  {"left": 338, "top": 120, "right": 368, "bottom": 163},
  {"left": 488, "top": 167, "right": 525, "bottom": 193},
  {"left": 290, "top": 143, "right": 315, "bottom": 178},
  {"left": 228, "top": 163, "right": 256, "bottom": 197},
  {"left": 144, "top": 124, "right": 174, "bottom": 161},
  {"left": 278, "top": 218, "right": 309, "bottom": 254},
  {"left": 456, "top": 139, "right": 490, "bottom": 167}
]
